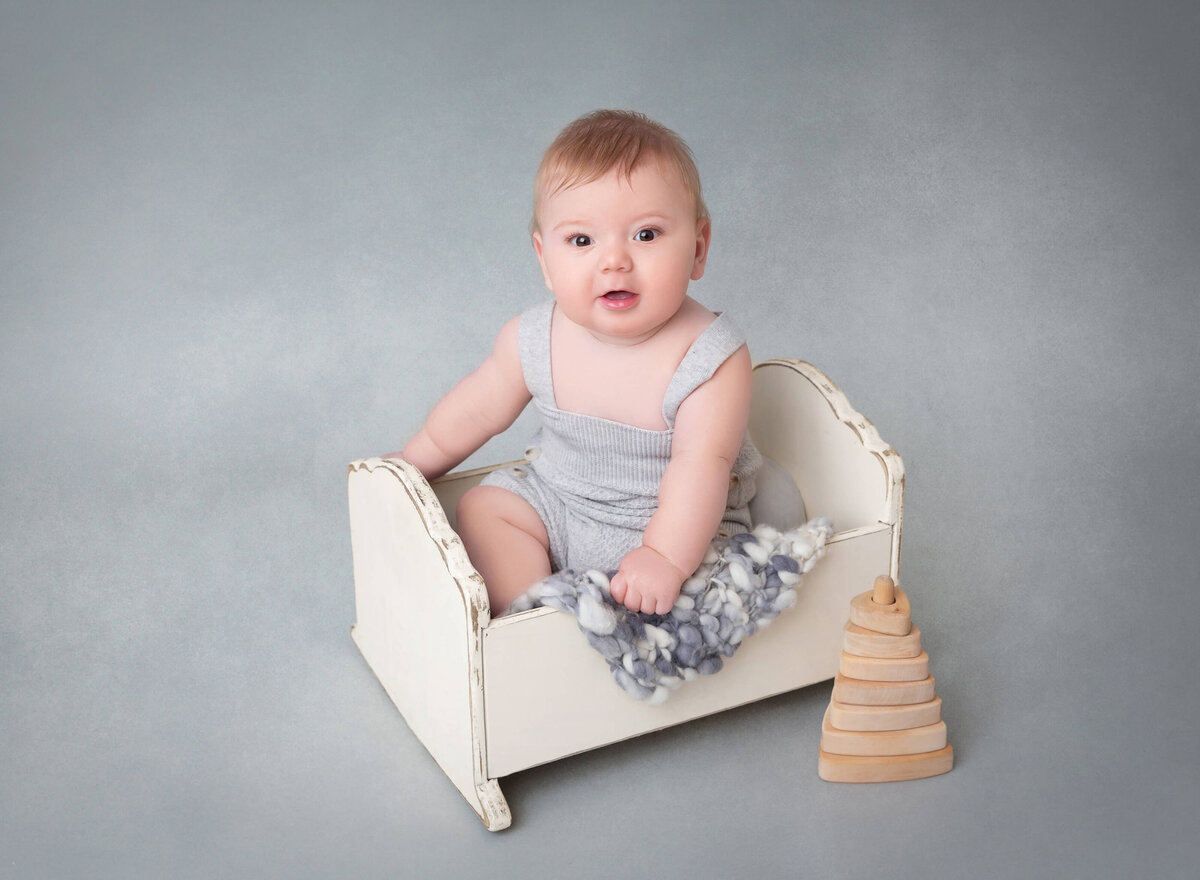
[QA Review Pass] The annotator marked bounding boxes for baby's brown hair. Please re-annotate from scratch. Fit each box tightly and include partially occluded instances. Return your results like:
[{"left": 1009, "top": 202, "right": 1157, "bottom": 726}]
[{"left": 532, "top": 110, "right": 708, "bottom": 232}]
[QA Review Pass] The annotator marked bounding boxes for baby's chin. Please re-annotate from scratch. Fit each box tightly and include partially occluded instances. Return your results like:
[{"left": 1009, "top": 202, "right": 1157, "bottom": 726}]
[{"left": 588, "top": 311, "right": 678, "bottom": 345}]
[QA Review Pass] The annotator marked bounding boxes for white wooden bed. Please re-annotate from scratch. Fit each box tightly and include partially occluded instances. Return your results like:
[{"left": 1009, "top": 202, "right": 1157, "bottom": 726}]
[{"left": 347, "top": 359, "right": 904, "bottom": 830}]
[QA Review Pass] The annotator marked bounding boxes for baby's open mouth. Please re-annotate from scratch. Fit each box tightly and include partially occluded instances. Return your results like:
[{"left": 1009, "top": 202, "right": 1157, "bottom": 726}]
[
  {"left": 600, "top": 290, "right": 639, "bottom": 310},
  {"left": 602, "top": 290, "right": 635, "bottom": 301}
]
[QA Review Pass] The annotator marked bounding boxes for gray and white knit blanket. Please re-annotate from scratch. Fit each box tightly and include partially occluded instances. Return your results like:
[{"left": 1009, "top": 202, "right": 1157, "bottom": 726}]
[{"left": 508, "top": 519, "right": 833, "bottom": 704}]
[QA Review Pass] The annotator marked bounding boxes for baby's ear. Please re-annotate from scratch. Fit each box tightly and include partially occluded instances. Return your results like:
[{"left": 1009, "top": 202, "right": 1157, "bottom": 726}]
[
  {"left": 690, "top": 218, "right": 712, "bottom": 281},
  {"left": 531, "top": 231, "right": 553, "bottom": 291}
]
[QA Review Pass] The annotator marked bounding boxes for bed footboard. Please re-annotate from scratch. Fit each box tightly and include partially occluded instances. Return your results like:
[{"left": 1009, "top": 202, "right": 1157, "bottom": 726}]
[{"left": 347, "top": 458, "right": 510, "bottom": 830}]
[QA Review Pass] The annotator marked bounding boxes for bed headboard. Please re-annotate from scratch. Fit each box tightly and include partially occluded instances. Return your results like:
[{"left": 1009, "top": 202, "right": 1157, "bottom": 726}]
[{"left": 749, "top": 359, "right": 903, "bottom": 536}]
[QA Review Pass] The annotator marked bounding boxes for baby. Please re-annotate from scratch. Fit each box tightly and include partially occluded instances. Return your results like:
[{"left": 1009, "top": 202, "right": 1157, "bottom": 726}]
[{"left": 391, "top": 110, "right": 760, "bottom": 616}]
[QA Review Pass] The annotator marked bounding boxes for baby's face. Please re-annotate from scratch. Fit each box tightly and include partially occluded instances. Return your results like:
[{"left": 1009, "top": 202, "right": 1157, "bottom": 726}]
[{"left": 532, "top": 163, "right": 710, "bottom": 345}]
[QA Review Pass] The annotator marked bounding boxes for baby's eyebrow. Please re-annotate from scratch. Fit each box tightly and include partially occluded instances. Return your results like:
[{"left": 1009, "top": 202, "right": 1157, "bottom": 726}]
[{"left": 550, "top": 214, "right": 671, "bottom": 233}]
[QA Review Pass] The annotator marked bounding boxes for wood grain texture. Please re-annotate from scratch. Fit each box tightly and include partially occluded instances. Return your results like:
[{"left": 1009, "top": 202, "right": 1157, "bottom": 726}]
[
  {"left": 828, "top": 696, "right": 942, "bottom": 731},
  {"left": 839, "top": 650, "right": 930, "bottom": 682},
  {"left": 819, "top": 707, "right": 947, "bottom": 756},
  {"left": 843, "top": 621, "right": 923, "bottom": 658},
  {"left": 831, "top": 672, "right": 937, "bottom": 706},
  {"left": 818, "top": 744, "right": 954, "bottom": 783},
  {"left": 849, "top": 586, "right": 912, "bottom": 635}
]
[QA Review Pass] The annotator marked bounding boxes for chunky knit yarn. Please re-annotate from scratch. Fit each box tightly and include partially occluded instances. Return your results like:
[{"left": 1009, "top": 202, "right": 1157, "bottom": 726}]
[{"left": 507, "top": 519, "right": 833, "bottom": 704}]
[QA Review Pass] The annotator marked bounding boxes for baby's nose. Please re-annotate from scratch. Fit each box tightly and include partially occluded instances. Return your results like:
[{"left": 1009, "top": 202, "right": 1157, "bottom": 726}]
[{"left": 599, "top": 240, "right": 632, "bottom": 271}]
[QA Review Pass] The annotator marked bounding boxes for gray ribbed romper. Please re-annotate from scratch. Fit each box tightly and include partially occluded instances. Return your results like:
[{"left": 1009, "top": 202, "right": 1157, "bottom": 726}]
[{"left": 479, "top": 300, "right": 762, "bottom": 573}]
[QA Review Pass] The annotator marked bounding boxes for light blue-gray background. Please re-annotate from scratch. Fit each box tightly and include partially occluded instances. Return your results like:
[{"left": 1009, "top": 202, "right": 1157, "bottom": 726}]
[{"left": 3, "top": 1, "right": 1197, "bottom": 877}]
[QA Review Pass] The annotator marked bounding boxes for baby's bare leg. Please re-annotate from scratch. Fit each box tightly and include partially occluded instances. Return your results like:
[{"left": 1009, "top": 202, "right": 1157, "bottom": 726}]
[{"left": 456, "top": 485, "right": 552, "bottom": 615}]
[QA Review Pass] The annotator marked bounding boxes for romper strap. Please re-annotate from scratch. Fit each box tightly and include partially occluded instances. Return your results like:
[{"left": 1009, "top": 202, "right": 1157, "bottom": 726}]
[
  {"left": 517, "top": 299, "right": 556, "bottom": 403},
  {"left": 661, "top": 312, "right": 748, "bottom": 425}
]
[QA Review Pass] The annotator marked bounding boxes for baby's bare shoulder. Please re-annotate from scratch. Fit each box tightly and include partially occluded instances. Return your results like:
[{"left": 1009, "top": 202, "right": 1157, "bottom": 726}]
[
  {"left": 677, "top": 297, "right": 718, "bottom": 334},
  {"left": 493, "top": 313, "right": 521, "bottom": 348},
  {"left": 486, "top": 313, "right": 520, "bottom": 361},
  {"left": 476, "top": 314, "right": 525, "bottom": 390},
  {"left": 649, "top": 297, "right": 716, "bottom": 357}
]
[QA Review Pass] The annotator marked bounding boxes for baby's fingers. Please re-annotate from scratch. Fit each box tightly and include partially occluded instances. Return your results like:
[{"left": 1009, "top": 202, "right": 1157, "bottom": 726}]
[
  {"left": 639, "top": 593, "right": 660, "bottom": 615},
  {"left": 609, "top": 572, "right": 627, "bottom": 604}
]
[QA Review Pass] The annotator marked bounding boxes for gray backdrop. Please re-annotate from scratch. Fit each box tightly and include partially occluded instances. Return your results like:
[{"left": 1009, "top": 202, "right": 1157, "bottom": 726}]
[{"left": 3, "top": 1, "right": 1197, "bottom": 877}]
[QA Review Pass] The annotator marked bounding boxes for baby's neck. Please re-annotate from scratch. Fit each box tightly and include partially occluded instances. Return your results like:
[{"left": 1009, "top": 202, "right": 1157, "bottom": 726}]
[{"left": 550, "top": 297, "right": 716, "bottom": 430}]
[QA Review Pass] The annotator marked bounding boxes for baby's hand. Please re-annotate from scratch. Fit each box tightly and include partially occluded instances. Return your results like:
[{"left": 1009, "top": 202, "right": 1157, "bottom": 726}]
[{"left": 610, "top": 545, "right": 687, "bottom": 615}]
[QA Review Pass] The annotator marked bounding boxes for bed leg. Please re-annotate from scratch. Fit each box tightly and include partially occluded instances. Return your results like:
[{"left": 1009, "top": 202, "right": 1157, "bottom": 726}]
[{"left": 472, "top": 779, "right": 511, "bottom": 831}]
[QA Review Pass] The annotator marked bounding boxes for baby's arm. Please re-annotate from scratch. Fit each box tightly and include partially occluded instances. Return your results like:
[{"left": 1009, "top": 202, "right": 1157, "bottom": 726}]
[
  {"left": 386, "top": 316, "right": 530, "bottom": 480},
  {"left": 609, "top": 346, "right": 753, "bottom": 615}
]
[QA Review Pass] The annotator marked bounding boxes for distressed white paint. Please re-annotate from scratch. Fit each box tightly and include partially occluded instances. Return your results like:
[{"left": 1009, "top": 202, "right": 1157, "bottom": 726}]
[{"left": 347, "top": 359, "right": 904, "bottom": 830}]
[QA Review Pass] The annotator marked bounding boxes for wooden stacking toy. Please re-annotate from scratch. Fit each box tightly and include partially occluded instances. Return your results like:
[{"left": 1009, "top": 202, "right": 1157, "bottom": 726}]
[{"left": 818, "top": 575, "right": 954, "bottom": 783}]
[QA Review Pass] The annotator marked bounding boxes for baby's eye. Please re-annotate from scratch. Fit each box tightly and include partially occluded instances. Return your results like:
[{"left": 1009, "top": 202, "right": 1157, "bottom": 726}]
[
  {"left": 570, "top": 234, "right": 592, "bottom": 247},
  {"left": 635, "top": 228, "right": 659, "bottom": 242}
]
